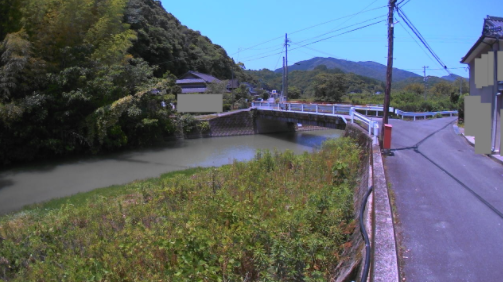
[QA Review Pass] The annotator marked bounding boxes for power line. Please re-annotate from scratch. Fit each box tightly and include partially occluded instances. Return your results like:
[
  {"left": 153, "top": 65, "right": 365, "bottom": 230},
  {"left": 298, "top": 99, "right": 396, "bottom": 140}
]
[
  {"left": 294, "top": 14, "right": 387, "bottom": 45},
  {"left": 230, "top": 4, "right": 387, "bottom": 56},
  {"left": 289, "top": 19, "right": 387, "bottom": 53},
  {"left": 396, "top": 19, "right": 437, "bottom": 65},
  {"left": 238, "top": 44, "right": 284, "bottom": 61},
  {"left": 243, "top": 18, "right": 386, "bottom": 62},
  {"left": 395, "top": 6, "right": 451, "bottom": 75},
  {"left": 295, "top": 0, "right": 382, "bottom": 44},
  {"left": 402, "top": 67, "right": 465, "bottom": 71},
  {"left": 291, "top": 42, "right": 335, "bottom": 58},
  {"left": 397, "top": 0, "right": 412, "bottom": 7}
]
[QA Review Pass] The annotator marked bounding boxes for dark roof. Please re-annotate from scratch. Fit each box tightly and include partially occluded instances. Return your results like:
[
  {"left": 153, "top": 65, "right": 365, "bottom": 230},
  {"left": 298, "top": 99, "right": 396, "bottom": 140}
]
[
  {"left": 483, "top": 16, "right": 503, "bottom": 38},
  {"left": 176, "top": 78, "right": 206, "bottom": 84},
  {"left": 179, "top": 71, "right": 221, "bottom": 83},
  {"left": 181, "top": 88, "right": 208, "bottom": 94},
  {"left": 227, "top": 79, "right": 239, "bottom": 89},
  {"left": 461, "top": 15, "right": 503, "bottom": 64}
]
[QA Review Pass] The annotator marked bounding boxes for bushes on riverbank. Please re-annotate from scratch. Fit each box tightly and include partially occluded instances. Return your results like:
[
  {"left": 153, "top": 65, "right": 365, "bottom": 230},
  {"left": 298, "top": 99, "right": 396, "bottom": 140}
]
[{"left": 0, "top": 137, "right": 363, "bottom": 281}]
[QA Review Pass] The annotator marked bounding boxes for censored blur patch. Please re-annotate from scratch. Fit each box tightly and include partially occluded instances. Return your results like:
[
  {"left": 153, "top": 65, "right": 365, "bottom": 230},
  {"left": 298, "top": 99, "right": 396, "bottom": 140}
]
[{"left": 177, "top": 94, "right": 223, "bottom": 113}]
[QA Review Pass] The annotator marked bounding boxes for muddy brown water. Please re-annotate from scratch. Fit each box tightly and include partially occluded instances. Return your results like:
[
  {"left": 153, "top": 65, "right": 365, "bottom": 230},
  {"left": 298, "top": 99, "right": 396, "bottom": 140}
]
[{"left": 0, "top": 129, "right": 343, "bottom": 215}]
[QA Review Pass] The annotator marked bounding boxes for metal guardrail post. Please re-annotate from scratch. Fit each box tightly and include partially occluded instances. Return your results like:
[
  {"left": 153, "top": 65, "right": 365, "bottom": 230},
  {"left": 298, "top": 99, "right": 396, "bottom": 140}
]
[
  {"left": 373, "top": 121, "right": 379, "bottom": 144},
  {"left": 301, "top": 104, "right": 304, "bottom": 112},
  {"left": 316, "top": 105, "right": 318, "bottom": 113},
  {"left": 333, "top": 105, "right": 335, "bottom": 115},
  {"left": 350, "top": 107, "right": 354, "bottom": 123}
]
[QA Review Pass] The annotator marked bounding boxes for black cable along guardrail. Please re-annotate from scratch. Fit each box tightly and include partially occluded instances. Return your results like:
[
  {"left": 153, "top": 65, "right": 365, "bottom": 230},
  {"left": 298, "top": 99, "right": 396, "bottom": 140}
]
[{"left": 359, "top": 185, "right": 373, "bottom": 282}]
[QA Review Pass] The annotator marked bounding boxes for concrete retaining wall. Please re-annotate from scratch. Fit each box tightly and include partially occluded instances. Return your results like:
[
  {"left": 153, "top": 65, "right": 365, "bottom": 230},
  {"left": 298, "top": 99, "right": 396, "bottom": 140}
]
[
  {"left": 332, "top": 123, "right": 399, "bottom": 282},
  {"left": 332, "top": 123, "right": 373, "bottom": 281},
  {"left": 208, "top": 111, "right": 255, "bottom": 137}
]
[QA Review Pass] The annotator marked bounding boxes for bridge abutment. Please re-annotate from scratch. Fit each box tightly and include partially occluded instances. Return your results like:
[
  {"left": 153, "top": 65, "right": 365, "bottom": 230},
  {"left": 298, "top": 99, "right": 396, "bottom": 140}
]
[{"left": 254, "top": 117, "right": 296, "bottom": 134}]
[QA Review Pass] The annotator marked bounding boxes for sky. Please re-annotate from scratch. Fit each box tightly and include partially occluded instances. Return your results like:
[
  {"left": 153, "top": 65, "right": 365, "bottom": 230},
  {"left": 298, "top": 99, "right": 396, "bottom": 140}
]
[{"left": 161, "top": 0, "right": 503, "bottom": 78}]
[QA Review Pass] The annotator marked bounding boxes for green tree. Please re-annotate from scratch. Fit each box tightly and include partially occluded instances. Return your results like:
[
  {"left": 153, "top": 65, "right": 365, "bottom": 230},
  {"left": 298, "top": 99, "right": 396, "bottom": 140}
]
[
  {"left": 287, "top": 86, "right": 301, "bottom": 99},
  {"left": 206, "top": 80, "right": 229, "bottom": 93},
  {"left": 232, "top": 84, "right": 250, "bottom": 102},
  {"left": 404, "top": 83, "right": 425, "bottom": 96},
  {"left": 0, "top": 29, "right": 46, "bottom": 102},
  {"left": 430, "top": 81, "right": 455, "bottom": 98},
  {"left": 312, "top": 73, "right": 347, "bottom": 102},
  {"left": 0, "top": 0, "right": 23, "bottom": 40}
]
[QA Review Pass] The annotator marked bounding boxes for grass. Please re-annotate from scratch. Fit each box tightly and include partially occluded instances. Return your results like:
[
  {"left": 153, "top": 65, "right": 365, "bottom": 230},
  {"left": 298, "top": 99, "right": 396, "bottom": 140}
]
[
  {"left": 18, "top": 167, "right": 211, "bottom": 215},
  {"left": 0, "top": 137, "right": 363, "bottom": 281}
]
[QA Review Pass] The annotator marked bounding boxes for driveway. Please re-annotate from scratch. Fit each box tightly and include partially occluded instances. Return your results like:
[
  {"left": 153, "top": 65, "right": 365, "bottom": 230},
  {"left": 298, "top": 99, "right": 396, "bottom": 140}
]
[{"left": 384, "top": 117, "right": 503, "bottom": 282}]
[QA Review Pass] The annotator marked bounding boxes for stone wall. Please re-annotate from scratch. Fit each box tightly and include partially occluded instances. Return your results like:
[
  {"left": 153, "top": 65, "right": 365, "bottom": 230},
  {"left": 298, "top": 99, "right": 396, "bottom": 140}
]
[{"left": 208, "top": 111, "right": 255, "bottom": 137}]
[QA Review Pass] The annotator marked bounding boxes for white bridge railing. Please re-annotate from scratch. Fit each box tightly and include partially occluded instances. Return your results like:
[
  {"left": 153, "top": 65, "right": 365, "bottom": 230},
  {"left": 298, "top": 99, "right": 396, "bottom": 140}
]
[
  {"left": 251, "top": 102, "right": 382, "bottom": 144},
  {"left": 350, "top": 107, "right": 379, "bottom": 138},
  {"left": 251, "top": 102, "right": 457, "bottom": 145},
  {"left": 394, "top": 109, "right": 458, "bottom": 120}
]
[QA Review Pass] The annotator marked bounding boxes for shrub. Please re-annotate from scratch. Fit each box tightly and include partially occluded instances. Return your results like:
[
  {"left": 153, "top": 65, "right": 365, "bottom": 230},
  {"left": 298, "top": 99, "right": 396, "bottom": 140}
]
[
  {"left": 197, "top": 121, "right": 210, "bottom": 132},
  {"left": 0, "top": 137, "right": 363, "bottom": 281}
]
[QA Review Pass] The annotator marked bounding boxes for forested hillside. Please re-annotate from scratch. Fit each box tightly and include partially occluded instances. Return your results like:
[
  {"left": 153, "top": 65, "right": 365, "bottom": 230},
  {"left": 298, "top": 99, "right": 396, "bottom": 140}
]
[
  {"left": 247, "top": 65, "right": 385, "bottom": 101},
  {"left": 0, "top": 0, "right": 245, "bottom": 165}
]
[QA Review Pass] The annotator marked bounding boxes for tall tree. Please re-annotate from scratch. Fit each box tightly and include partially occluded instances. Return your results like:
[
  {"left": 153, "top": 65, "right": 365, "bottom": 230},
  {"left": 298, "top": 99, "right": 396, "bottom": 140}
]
[{"left": 312, "top": 73, "right": 347, "bottom": 102}]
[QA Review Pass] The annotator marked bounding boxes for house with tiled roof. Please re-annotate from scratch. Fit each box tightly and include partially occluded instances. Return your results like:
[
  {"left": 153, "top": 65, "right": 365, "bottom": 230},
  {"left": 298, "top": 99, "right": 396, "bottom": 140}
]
[
  {"left": 461, "top": 15, "right": 503, "bottom": 153},
  {"left": 176, "top": 71, "right": 221, "bottom": 94}
]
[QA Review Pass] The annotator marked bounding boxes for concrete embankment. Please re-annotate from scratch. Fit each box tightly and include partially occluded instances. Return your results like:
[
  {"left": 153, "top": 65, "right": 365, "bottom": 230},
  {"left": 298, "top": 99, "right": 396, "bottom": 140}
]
[{"left": 332, "top": 123, "right": 399, "bottom": 282}]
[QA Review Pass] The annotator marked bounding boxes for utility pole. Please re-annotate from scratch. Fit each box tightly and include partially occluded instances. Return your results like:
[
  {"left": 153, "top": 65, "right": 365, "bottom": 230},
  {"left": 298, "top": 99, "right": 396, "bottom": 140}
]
[
  {"left": 423, "top": 66, "right": 429, "bottom": 100},
  {"left": 231, "top": 58, "right": 235, "bottom": 105},
  {"left": 284, "top": 33, "right": 289, "bottom": 102},
  {"left": 459, "top": 77, "right": 462, "bottom": 96},
  {"left": 281, "top": 57, "right": 285, "bottom": 101},
  {"left": 381, "top": 0, "right": 397, "bottom": 141}
]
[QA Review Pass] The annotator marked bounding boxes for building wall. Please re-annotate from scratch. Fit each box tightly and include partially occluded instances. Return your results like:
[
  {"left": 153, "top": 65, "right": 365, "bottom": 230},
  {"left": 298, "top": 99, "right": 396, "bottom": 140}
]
[{"left": 467, "top": 42, "right": 503, "bottom": 151}]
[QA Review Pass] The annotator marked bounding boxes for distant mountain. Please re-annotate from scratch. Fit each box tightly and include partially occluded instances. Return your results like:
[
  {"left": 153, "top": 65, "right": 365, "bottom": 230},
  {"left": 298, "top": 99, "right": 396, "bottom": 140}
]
[
  {"left": 274, "top": 57, "right": 421, "bottom": 82},
  {"left": 441, "top": 73, "right": 467, "bottom": 81}
]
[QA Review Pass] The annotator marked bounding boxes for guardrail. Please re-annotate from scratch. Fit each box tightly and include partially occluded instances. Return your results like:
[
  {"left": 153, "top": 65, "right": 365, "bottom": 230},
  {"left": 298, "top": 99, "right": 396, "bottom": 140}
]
[
  {"left": 350, "top": 107, "right": 379, "bottom": 144},
  {"left": 354, "top": 105, "right": 394, "bottom": 117},
  {"left": 250, "top": 102, "right": 456, "bottom": 145},
  {"left": 251, "top": 102, "right": 380, "bottom": 144},
  {"left": 394, "top": 109, "right": 458, "bottom": 121},
  {"left": 251, "top": 102, "right": 350, "bottom": 124},
  {"left": 251, "top": 102, "right": 352, "bottom": 114}
]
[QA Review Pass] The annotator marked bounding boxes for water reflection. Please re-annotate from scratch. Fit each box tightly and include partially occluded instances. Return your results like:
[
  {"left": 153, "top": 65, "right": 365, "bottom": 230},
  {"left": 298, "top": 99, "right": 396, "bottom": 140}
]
[{"left": 0, "top": 129, "right": 342, "bottom": 215}]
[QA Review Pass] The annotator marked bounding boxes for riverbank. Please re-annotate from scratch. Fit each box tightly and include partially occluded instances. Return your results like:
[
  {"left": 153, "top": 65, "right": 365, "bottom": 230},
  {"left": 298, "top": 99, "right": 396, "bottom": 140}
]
[
  {"left": 0, "top": 137, "right": 362, "bottom": 281},
  {"left": 0, "top": 129, "right": 343, "bottom": 215}
]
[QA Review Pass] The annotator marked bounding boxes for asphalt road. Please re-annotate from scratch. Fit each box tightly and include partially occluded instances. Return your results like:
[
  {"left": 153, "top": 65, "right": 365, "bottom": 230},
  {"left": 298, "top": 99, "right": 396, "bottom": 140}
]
[{"left": 384, "top": 117, "right": 503, "bottom": 282}]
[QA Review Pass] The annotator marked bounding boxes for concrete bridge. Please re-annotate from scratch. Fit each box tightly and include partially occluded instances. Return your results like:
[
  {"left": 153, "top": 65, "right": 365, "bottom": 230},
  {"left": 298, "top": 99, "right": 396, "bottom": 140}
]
[{"left": 251, "top": 102, "right": 381, "bottom": 144}]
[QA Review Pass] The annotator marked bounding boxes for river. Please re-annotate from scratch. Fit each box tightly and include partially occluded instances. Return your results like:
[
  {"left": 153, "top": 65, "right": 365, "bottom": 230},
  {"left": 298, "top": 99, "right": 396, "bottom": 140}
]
[{"left": 0, "top": 129, "right": 343, "bottom": 215}]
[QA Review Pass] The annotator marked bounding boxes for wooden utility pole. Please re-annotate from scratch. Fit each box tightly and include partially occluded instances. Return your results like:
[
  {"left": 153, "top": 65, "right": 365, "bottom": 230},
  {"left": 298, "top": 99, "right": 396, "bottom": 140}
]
[
  {"left": 381, "top": 0, "right": 397, "bottom": 141},
  {"left": 281, "top": 56, "right": 285, "bottom": 100}
]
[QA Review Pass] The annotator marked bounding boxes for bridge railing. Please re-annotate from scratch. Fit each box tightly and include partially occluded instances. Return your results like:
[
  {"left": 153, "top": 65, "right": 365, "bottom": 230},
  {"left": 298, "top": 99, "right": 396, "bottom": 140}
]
[
  {"left": 354, "top": 105, "right": 394, "bottom": 116},
  {"left": 394, "top": 109, "right": 458, "bottom": 121},
  {"left": 350, "top": 107, "right": 379, "bottom": 140},
  {"left": 251, "top": 102, "right": 380, "bottom": 143},
  {"left": 252, "top": 102, "right": 371, "bottom": 114}
]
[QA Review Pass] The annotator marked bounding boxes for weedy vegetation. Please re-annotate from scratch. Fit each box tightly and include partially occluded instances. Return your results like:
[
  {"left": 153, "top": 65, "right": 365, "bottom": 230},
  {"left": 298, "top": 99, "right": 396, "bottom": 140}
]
[{"left": 0, "top": 137, "right": 363, "bottom": 281}]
